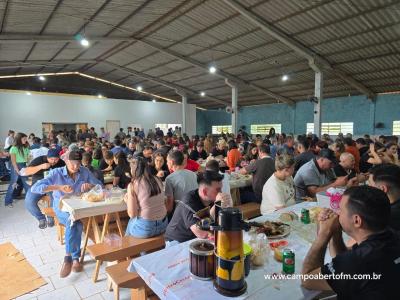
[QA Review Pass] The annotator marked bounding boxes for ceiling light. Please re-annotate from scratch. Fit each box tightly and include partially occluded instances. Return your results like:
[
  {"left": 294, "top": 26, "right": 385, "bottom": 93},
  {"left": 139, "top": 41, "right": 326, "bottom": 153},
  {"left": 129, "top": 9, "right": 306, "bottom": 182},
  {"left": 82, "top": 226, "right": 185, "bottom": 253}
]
[
  {"left": 80, "top": 38, "right": 90, "bottom": 47},
  {"left": 282, "top": 74, "right": 289, "bottom": 81},
  {"left": 209, "top": 66, "right": 217, "bottom": 74},
  {"left": 26, "top": 92, "right": 31, "bottom": 95},
  {"left": 152, "top": 99, "right": 156, "bottom": 103},
  {"left": 137, "top": 86, "right": 143, "bottom": 92},
  {"left": 97, "top": 94, "right": 103, "bottom": 98},
  {"left": 200, "top": 91, "right": 206, "bottom": 97},
  {"left": 38, "top": 75, "right": 45, "bottom": 81}
]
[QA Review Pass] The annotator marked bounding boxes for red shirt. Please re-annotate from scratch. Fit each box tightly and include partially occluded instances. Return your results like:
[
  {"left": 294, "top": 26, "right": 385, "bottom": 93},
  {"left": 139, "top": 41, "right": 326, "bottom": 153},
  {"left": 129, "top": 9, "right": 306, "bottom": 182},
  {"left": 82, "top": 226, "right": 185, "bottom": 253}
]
[{"left": 185, "top": 159, "right": 200, "bottom": 172}]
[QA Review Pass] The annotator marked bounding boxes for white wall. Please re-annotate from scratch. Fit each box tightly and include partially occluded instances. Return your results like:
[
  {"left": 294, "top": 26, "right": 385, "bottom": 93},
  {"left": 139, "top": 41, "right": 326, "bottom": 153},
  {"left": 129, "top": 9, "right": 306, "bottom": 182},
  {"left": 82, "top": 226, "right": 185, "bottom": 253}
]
[{"left": 0, "top": 90, "right": 196, "bottom": 143}]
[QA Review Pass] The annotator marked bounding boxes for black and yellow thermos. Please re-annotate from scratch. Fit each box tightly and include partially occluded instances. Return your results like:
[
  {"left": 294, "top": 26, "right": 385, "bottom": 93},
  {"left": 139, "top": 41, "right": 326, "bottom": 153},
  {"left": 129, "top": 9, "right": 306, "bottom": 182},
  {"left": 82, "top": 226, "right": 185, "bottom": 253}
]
[{"left": 213, "top": 207, "right": 247, "bottom": 297}]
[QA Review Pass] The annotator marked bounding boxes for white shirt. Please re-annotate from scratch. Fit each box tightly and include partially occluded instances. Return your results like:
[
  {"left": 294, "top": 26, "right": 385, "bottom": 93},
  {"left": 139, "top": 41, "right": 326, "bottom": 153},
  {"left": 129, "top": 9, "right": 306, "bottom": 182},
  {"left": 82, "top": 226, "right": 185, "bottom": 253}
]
[
  {"left": 220, "top": 172, "right": 231, "bottom": 196},
  {"left": 30, "top": 147, "right": 49, "bottom": 159},
  {"left": 4, "top": 136, "right": 14, "bottom": 149},
  {"left": 261, "top": 174, "right": 295, "bottom": 214}
]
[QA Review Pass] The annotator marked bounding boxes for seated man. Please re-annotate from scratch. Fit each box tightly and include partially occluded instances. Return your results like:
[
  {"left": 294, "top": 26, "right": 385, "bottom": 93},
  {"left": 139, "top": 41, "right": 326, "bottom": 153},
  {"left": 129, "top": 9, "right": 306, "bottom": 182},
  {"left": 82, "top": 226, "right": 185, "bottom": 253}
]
[
  {"left": 165, "top": 171, "right": 231, "bottom": 243},
  {"left": 301, "top": 186, "right": 400, "bottom": 299},
  {"left": 165, "top": 150, "right": 198, "bottom": 214},
  {"left": 31, "top": 151, "right": 102, "bottom": 278},
  {"left": 189, "top": 142, "right": 208, "bottom": 161},
  {"left": 368, "top": 164, "right": 400, "bottom": 231},
  {"left": 294, "top": 149, "right": 348, "bottom": 202},
  {"left": 23, "top": 149, "right": 65, "bottom": 229}
]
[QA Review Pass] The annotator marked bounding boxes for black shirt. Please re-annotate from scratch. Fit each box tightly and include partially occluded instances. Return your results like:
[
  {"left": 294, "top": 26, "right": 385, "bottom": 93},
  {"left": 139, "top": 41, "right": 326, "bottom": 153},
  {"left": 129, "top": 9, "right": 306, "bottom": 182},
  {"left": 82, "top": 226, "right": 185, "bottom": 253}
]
[
  {"left": 114, "top": 165, "right": 131, "bottom": 189},
  {"left": 29, "top": 155, "right": 65, "bottom": 184},
  {"left": 360, "top": 151, "right": 372, "bottom": 173},
  {"left": 148, "top": 164, "right": 170, "bottom": 181},
  {"left": 321, "top": 230, "right": 400, "bottom": 299},
  {"left": 211, "top": 148, "right": 227, "bottom": 158},
  {"left": 245, "top": 157, "right": 275, "bottom": 201},
  {"left": 189, "top": 149, "right": 207, "bottom": 161},
  {"left": 165, "top": 189, "right": 208, "bottom": 243},
  {"left": 333, "top": 164, "right": 356, "bottom": 179},
  {"left": 99, "top": 159, "right": 116, "bottom": 172},
  {"left": 390, "top": 200, "right": 400, "bottom": 231}
]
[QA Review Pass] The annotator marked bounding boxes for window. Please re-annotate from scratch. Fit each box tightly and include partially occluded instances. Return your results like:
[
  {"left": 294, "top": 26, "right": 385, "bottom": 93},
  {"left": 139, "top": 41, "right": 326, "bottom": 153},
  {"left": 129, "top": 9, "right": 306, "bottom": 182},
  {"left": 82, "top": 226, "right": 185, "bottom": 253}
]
[
  {"left": 306, "top": 122, "right": 353, "bottom": 135},
  {"left": 155, "top": 123, "right": 182, "bottom": 133},
  {"left": 250, "top": 124, "right": 281, "bottom": 135},
  {"left": 394, "top": 121, "right": 400, "bottom": 135},
  {"left": 212, "top": 125, "right": 232, "bottom": 134}
]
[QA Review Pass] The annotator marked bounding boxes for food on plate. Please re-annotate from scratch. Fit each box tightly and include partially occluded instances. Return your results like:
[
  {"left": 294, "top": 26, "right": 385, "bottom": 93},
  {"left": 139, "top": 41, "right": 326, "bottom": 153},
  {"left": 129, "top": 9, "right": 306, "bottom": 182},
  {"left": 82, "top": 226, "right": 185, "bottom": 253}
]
[
  {"left": 279, "top": 211, "right": 298, "bottom": 222},
  {"left": 309, "top": 207, "right": 323, "bottom": 223},
  {"left": 269, "top": 240, "right": 288, "bottom": 249},
  {"left": 256, "top": 221, "right": 289, "bottom": 237},
  {"left": 82, "top": 192, "right": 104, "bottom": 202}
]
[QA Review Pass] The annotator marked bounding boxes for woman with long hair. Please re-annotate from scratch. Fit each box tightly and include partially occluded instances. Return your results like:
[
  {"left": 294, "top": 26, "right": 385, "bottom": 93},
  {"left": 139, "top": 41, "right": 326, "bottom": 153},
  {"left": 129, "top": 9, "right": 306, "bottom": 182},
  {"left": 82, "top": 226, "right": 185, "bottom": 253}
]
[
  {"left": 149, "top": 152, "right": 170, "bottom": 181},
  {"left": 113, "top": 151, "right": 131, "bottom": 189},
  {"left": 4, "top": 132, "right": 31, "bottom": 207},
  {"left": 124, "top": 157, "right": 167, "bottom": 238}
]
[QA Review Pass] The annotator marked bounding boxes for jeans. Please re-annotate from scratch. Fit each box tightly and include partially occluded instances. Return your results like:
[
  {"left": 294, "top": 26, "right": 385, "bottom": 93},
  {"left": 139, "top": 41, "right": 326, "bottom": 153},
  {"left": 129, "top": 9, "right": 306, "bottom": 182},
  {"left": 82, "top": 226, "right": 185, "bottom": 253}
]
[
  {"left": 25, "top": 189, "right": 54, "bottom": 222},
  {"left": 125, "top": 216, "right": 168, "bottom": 238},
  {"left": 54, "top": 200, "right": 82, "bottom": 259},
  {"left": 4, "top": 162, "right": 30, "bottom": 205}
]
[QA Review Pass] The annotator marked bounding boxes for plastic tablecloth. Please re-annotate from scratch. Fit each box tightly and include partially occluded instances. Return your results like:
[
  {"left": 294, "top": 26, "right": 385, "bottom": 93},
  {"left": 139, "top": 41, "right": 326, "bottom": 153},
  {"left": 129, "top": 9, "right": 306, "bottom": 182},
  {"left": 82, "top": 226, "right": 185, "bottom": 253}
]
[{"left": 132, "top": 202, "right": 323, "bottom": 300}]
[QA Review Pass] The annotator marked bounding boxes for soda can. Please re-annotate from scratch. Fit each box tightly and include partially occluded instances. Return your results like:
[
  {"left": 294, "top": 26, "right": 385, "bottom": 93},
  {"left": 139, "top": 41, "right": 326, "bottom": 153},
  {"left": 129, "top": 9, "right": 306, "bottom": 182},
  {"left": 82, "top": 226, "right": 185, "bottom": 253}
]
[
  {"left": 282, "top": 249, "right": 295, "bottom": 274},
  {"left": 301, "top": 208, "right": 310, "bottom": 224}
]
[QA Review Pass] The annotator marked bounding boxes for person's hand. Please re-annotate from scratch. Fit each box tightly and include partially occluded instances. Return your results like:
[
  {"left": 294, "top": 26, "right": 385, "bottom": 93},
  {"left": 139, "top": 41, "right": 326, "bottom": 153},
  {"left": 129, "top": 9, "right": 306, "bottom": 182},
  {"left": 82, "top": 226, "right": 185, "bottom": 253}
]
[
  {"left": 105, "top": 165, "right": 113, "bottom": 172},
  {"left": 156, "top": 170, "right": 164, "bottom": 178},
  {"left": 334, "top": 176, "right": 348, "bottom": 187},
  {"left": 347, "top": 177, "right": 359, "bottom": 187},
  {"left": 318, "top": 208, "right": 341, "bottom": 238},
  {"left": 81, "top": 183, "right": 93, "bottom": 193},
  {"left": 369, "top": 143, "right": 375, "bottom": 154},
  {"left": 59, "top": 185, "right": 73, "bottom": 194},
  {"left": 216, "top": 193, "right": 233, "bottom": 208},
  {"left": 41, "top": 163, "right": 51, "bottom": 170}
]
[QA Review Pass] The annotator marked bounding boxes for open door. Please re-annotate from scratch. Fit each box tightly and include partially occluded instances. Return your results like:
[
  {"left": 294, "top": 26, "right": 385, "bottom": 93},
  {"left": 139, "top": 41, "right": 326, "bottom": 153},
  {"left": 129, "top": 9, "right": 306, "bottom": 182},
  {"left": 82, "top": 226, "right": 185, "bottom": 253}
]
[{"left": 106, "top": 120, "right": 120, "bottom": 140}]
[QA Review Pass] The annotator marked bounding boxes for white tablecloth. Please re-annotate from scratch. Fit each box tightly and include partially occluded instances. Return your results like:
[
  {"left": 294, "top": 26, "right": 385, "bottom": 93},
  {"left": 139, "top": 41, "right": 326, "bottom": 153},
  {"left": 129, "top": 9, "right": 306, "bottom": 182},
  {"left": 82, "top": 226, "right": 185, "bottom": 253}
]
[
  {"left": 61, "top": 195, "right": 126, "bottom": 221},
  {"left": 229, "top": 174, "right": 252, "bottom": 189},
  {"left": 132, "top": 202, "right": 324, "bottom": 300}
]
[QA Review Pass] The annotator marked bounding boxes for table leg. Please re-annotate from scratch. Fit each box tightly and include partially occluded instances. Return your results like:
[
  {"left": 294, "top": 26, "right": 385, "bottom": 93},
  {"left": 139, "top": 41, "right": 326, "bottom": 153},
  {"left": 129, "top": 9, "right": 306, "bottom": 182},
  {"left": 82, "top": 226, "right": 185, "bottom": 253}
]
[
  {"left": 80, "top": 216, "right": 92, "bottom": 264},
  {"left": 131, "top": 287, "right": 147, "bottom": 300},
  {"left": 91, "top": 217, "right": 102, "bottom": 243},
  {"left": 100, "top": 213, "right": 110, "bottom": 242},
  {"left": 115, "top": 212, "right": 123, "bottom": 237}
]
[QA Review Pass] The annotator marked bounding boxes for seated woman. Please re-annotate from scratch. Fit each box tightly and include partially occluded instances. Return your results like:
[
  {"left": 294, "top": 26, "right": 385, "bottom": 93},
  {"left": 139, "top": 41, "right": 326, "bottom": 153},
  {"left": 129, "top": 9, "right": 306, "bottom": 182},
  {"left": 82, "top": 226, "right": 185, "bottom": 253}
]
[
  {"left": 149, "top": 152, "right": 170, "bottom": 181},
  {"left": 124, "top": 157, "right": 168, "bottom": 238},
  {"left": 226, "top": 140, "right": 242, "bottom": 171},
  {"left": 261, "top": 154, "right": 295, "bottom": 214},
  {"left": 113, "top": 151, "right": 131, "bottom": 189},
  {"left": 99, "top": 150, "right": 115, "bottom": 173}
]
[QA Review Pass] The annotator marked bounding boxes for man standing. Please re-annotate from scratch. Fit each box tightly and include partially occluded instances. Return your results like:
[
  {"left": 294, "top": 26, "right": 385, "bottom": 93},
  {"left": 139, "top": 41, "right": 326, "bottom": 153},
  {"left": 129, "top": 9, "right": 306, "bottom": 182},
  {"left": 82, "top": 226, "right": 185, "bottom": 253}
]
[
  {"left": 99, "top": 127, "right": 110, "bottom": 142},
  {"left": 165, "top": 151, "right": 198, "bottom": 214},
  {"left": 31, "top": 151, "right": 102, "bottom": 277},
  {"left": 302, "top": 186, "right": 400, "bottom": 299},
  {"left": 23, "top": 149, "right": 65, "bottom": 229},
  {"left": 240, "top": 144, "right": 275, "bottom": 203},
  {"left": 4, "top": 130, "right": 15, "bottom": 150},
  {"left": 294, "top": 149, "right": 348, "bottom": 202}
]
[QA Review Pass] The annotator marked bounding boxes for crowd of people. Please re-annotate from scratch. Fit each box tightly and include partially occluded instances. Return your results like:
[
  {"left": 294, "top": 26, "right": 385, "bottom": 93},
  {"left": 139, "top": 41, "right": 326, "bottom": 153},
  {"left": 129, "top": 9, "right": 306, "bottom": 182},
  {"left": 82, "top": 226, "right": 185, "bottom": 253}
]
[{"left": 1, "top": 126, "right": 400, "bottom": 297}]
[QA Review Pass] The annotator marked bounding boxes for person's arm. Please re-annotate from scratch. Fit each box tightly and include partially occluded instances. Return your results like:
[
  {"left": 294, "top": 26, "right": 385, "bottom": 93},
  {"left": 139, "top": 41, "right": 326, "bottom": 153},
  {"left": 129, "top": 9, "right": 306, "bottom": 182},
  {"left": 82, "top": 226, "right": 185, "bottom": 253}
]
[
  {"left": 190, "top": 224, "right": 211, "bottom": 239},
  {"left": 306, "top": 176, "right": 348, "bottom": 197},
  {"left": 125, "top": 183, "right": 139, "bottom": 218},
  {"left": 367, "top": 143, "right": 382, "bottom": 165},
  {"left": 113, "top": 177, "right": 120, "bottom": 187},
  {"left": 24, "top": 163, "right": 49, "bottom": 176},
  {"left": 164, "top": 178, "right": 175, "bottom": 213},
  {"left": 10, "top": 153, "right": 18, "bottom": 173}
]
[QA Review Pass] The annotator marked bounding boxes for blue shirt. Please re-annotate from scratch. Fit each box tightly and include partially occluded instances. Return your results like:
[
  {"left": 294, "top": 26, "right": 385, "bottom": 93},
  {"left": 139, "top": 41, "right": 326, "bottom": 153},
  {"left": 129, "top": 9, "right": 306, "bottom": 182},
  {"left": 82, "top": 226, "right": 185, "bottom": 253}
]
[
  {"left": 111, "top": 146, "right": 123, "bottom": 155},
  {"left": 31, "top": 166, "right": 102, "bottom": 210}
]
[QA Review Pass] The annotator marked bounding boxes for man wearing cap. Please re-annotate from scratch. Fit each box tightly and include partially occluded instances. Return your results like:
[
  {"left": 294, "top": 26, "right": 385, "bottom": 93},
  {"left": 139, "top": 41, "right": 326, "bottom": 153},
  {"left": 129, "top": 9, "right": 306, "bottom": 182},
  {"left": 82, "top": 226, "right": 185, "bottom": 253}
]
[
  {"left": 23, "top": 149, "right": 65, "bottom": 229},
  {"left": 31, "top": 150, "right": 102, "bottom": 278},
  {"left": 294, "top": 149, "right": 349, "bottom": 202},
  {"left": 189, "top": 142, "right": 208, "bottom": 161}
]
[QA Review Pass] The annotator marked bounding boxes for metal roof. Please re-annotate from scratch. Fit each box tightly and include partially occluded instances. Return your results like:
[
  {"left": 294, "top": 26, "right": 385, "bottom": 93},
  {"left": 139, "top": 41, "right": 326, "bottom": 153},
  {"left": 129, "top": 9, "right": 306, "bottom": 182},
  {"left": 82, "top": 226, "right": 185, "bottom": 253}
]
[{"left": 0, "top": 0, "right": 399, "bottom": 108}]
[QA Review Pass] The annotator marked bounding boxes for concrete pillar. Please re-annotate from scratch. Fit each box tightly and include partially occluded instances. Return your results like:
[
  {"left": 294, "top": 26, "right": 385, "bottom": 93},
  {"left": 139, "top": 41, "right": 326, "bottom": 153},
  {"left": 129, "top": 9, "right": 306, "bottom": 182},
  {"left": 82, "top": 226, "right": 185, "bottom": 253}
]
[
  {"left": 310, "top": 60, "right": 323, "bottom": 137},
  {"left": 225, "top": 79, "right": 238, "bottom": 135},
  {"left": 176, "top": 90, "right": 187, "bottom": 134}
]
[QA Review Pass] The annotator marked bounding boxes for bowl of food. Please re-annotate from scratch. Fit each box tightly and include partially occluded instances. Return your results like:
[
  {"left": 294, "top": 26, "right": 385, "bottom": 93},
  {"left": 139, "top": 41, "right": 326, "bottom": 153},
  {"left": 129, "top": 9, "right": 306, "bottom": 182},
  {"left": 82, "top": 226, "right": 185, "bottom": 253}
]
[{"left": 254, "top": 221, "right": 291, "bottom": 239}]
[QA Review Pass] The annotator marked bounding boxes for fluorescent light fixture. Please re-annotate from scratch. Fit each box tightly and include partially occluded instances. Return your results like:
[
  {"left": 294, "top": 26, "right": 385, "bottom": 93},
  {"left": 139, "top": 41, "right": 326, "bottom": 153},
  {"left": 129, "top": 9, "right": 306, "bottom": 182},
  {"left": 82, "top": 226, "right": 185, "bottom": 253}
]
[
  {"left": 97, "top": 94, "right": 103, "bottom": 98},
  {"left": 152, "top": 99, "right": 156, "bottom": 103},
  {"left": 26, "top": 92, "right": 31, "bottom": 95},
  {"left": 200, "top": 91, "right": 206, "bottom": 97},
  {"left": 38, "top": 75, "right": 46, "bottom": 81},
  {"left": 80, "top": 38, "right": 90, "bottom": 47},
  {"left": 282, "top": 74, "right": 289, "bottom": 81},
  {"left": 137, "top": 85, "right": 143, "bottom": 92},
  {"left": 209, "top": 66, "right": 217, "bottom": 74}
]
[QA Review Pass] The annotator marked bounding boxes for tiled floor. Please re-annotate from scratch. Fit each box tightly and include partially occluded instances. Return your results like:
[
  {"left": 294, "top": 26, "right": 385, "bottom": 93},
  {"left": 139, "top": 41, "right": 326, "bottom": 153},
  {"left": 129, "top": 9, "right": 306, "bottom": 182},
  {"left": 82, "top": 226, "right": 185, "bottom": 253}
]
[{"left": 0, "top": 184, "right": 131, "bottom": 300}]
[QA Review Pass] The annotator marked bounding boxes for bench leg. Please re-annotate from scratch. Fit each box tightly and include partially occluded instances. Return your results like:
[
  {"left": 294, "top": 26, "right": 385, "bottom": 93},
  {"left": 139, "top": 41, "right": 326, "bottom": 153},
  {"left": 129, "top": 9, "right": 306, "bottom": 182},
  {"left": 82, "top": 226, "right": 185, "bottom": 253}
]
[
  {"left": 113, "top": 283, "right": 119, "bottom": 300},
  {"left": 92, "top": 259, "right": 102, "bottom": 283},
  {"left": 80, "top": 217, "right": 92, "bottom": 264},
  {"left": 131, "top": 287, "right": 147, "bottom": 300}
]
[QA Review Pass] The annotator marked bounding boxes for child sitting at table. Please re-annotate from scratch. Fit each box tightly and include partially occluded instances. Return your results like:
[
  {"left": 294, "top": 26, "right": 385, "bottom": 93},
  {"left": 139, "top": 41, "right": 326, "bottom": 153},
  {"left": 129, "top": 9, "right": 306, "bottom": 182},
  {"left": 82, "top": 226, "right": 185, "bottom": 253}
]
[
  {"left": 124, "top": 157, "right": 167, "bottom": 238},
  {"left": 99, "top": 150, "right": 115, "bottom": 173},
  {"left": 82, "top": 152, "right": 104, "bottom": 183}
]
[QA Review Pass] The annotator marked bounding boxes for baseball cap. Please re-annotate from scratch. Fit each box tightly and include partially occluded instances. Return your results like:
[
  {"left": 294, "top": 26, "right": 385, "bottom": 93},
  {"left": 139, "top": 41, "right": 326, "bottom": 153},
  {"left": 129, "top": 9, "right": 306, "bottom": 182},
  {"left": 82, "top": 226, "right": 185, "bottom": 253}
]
[
  {"left": 47, "top": 148, "right": 60, "bottom": 158},
  {"left": 68, "top": 150, "right": 82, "bottom": 161},
  {"left": 319, "top": 149, "right": 337, "bottom": 164}
]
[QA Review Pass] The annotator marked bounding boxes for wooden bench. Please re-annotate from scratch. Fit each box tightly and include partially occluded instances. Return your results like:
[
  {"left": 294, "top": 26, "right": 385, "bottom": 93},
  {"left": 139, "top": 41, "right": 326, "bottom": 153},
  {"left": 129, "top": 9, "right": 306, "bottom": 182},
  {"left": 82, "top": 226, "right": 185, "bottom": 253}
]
[
  {"left": 236, "top": 202, "right": 261, "bottom": 220},
  {"left": 106, "top": 260, "right": 158, "bottom": 300},
  {"left": 39, "top": 195, "right": 65, "bottom": 244},
  {"left": 87, "top": 235, "right": 165, "bottom": 282}
]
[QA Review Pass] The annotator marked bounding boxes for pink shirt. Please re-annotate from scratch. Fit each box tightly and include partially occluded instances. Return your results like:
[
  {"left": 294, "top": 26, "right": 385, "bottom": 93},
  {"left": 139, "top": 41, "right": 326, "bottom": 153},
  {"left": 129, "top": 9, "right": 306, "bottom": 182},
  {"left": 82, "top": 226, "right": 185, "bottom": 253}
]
[{"left": 125, "top": 178, "right": 167, "bottom": 221}]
